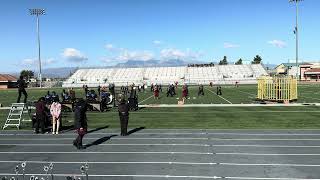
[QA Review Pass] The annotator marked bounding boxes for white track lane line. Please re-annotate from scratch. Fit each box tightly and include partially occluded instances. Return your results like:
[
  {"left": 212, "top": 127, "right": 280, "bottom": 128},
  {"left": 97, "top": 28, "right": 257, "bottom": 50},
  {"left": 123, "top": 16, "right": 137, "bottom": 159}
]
[
  {"left": 4, "top": 143, "right": 320, "bottom": 148},
  {"left": 216, "top": 152, "right": 320, "bottom": 156},
  {"left": 2, "top": 151, "right": 320, "bottom": 156},
  {"left": 0, "top": 137, "right": 216, "bottom": 141},
  {"left": 0, "top": 173, "right": 318, "bottom": 180},
  {"left": 3, "top": 138, "right": 320, "bottom": 141},
  {"left": 0, "top": 151, "right": 213, "bottom": 155},
  {"left": 1, "top": 160, "right": 320, "bottom": 167},
  {"left": 205, "top": 87, "right": 232, "bottom": 104},
  {"left": 0, "top": 143, "right": 211, "bottom": 146}
]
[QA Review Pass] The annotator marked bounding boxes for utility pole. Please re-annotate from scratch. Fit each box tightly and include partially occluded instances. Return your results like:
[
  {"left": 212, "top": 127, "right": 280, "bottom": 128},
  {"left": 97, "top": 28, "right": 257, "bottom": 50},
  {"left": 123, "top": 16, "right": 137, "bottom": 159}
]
[
  {"left": 29, "top": 8, "right": 45, "bottom": 87},
  {"left": 289, "top": 0, "right": 303, "bottom": 80}
]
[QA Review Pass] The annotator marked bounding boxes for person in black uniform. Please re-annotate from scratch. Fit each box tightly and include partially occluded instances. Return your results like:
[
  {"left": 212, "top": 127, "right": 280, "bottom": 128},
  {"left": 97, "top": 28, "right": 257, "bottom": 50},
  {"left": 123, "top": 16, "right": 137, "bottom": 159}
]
[
  {"left": 51, "top": 91, "right": 59, "bottom": 102},
  {"left": 217, "top": 86, "right": 222, "bottom": 95},
  {"left": 97, "top": 85, "right": 101, "bottom": 98},
  {"left": 198, "top": 84, "right": 204, "bottom": 96},
  {"left": 73, "top": 99, "right": 88, "bottom": 149},
  {"left": 44, "top": 91, "right": 52, "bottom": 104},
  {"left": 17, "top": 76, "right": 28, "bottom": 103},
  {"left": 118, "top": 97, "right": 129, "bottom": 136},
  {"left": 35, "top": 97, "right": 46, "bottom": 134}
]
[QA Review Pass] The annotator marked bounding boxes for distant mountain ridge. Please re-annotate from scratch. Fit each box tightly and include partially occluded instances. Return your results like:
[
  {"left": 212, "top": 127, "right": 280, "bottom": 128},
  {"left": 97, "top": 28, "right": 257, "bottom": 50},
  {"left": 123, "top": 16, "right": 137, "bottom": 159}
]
[
  {"left": 115, "top": 59, "right": 198, "bottom": 67},
  {"left": 6, "top": 59, "right": 276, "bottom": 78}
]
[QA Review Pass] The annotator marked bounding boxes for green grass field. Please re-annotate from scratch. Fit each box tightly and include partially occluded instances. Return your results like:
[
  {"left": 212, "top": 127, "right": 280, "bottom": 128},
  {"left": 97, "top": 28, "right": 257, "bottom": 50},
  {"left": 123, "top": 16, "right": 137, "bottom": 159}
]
[{"left": 1, "top": 84, "right": 320, "bottom": 130}]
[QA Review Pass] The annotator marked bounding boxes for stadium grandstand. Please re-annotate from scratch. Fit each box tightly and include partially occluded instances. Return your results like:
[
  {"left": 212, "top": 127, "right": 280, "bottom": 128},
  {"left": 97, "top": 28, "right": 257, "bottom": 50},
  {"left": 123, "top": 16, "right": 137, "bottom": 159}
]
[{"left": 62, "top": 64, "right": 267, "bottom": 87}]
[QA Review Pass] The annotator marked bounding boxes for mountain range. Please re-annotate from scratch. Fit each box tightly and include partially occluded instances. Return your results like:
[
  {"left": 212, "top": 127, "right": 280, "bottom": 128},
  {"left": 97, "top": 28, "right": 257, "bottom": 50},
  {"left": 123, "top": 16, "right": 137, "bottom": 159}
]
[{"left": 4, "top": 59, "right": 274, "bottom": 78}]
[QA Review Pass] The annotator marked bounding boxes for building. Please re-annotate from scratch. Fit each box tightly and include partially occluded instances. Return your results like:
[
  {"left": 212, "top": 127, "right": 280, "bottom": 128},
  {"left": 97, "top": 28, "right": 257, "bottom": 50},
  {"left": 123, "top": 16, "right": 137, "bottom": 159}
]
[
  {"left": 0, "top": 74, "right": 17, "bottom": 89},
  {"left": 300, "top": 63, "right": 320, "bottom": 81},
  {"left": 275, "top": 63, "right": 304, "bottom": 75},
  {"left": 275, "top": 62, "right": 320, "bottom": 81}
]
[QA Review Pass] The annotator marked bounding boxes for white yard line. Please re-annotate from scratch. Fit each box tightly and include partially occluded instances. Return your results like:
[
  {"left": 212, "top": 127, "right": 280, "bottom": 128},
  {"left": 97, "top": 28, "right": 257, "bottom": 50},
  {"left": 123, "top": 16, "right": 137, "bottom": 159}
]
[
  {"left": 205, "top": 87, "right": 232, "bottom": 104},
  {"left": 238, "top": 90, "right": 256, "bottom": 96},
  {"left": 139, "top": 95, "right": 154, "bottom": 104},
  {"left": 139, "top": 103, "right": 320, "bottom": 107}
]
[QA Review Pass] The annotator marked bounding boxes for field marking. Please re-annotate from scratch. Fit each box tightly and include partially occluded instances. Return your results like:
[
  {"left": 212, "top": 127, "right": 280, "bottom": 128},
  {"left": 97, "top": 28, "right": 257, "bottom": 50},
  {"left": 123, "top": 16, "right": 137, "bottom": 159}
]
[
  {"left": 2, "top": 103, "right": 320, "bottom": 109},
  {"left": 237, "top": 90, "right": 256, "bottom": 97},
  {"left": 3, "top": 151, "right": 320, "bottom": 156},
  {"left": 4, "top": 143, "right": 320, "bottom": 148},
  {"left": 0, "top": 137, "right": 212, "bottom": 141},
  {"left": 0, "top": 173, "right": 318, "bottom": 180},
  {"left": 216, "top": 152, "right": 320, "bottom": 156},
  {"left": 0, "top": 151, "right": 213, "bottom": 155},
  {"left": 205, "top": 87, "right": 232, "bottom": 104},
  {"left": 5, "top": 132, "right": 320, "bottom": 136},
  {"left": 2, "top": 160, "right": 320, "bottom": 167},
  {"left": 139, "top": 95, "right": 154, "bottom": 104},
  {"left": 140, "top": 103, "right": 320, "bottom": 107},
  {"left": 3, "top": 137, "right": 320, "bottom": 141},
  {"left": 0, "top": 143, "right": 211, "bottom": 147},
  {"left": 0, "top": 161, "right": 217, "bottom": 165}
]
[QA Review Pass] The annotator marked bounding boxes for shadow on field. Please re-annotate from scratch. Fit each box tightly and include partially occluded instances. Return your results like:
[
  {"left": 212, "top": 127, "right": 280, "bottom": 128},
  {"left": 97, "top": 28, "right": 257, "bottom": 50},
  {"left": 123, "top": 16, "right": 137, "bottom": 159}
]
[
  {"left": 87, "top": 125, "right": 109, "bottom": 134},
  {"left": 85, "top": 135, "right": 117, "bottom": 148},
  {"left": 127, "top": 126, "right": 145, "bottom": 135}
]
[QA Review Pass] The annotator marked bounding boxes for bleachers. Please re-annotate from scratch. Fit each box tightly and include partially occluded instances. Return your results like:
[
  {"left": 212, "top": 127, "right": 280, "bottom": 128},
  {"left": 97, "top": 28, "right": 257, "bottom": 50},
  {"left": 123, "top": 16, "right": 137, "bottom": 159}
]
[
  {"left": 144, "top": 67, "right": 186, "bottom": 85},
  {"left": 62, "top": 64, "right": 268, "bottom": 87}
]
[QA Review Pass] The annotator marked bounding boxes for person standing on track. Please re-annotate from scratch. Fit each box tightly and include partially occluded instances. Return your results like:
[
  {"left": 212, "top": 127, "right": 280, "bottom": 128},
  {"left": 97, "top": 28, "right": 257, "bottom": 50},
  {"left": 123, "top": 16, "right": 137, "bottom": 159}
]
[
  {"left": 50, "top": 99, "right": 61, "bottom": 134},
  {"left": 16, "top": 76, "right": 28, "bottom": 103},
  {"left": 118, "top": 96, "right": 129, "bottom": 136},
  {"left": 35, "top": 97, "right": 46, "bottom": 134},
  {"left": 73, "top": 99, "right": 88, "bottom": 149}
]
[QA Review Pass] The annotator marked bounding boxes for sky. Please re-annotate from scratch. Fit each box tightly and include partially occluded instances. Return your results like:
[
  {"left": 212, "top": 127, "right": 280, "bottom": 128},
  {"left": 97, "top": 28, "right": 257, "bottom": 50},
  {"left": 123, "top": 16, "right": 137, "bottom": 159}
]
[{"left": 0, "top": 0, "right": 319, "bottom": 73}]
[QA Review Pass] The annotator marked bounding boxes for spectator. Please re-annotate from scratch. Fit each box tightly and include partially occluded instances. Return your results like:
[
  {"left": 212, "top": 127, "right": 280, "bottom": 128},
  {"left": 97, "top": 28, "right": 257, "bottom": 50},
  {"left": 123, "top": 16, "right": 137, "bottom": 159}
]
[
  {"left": 50, "top": 98, "right": 62, "bottom": 134},
  {"left": 35, "top": 97, "right": 46, "bottom": 134},
  {"left": 17, "top": 76, "right": 28, "bottom": 103}
]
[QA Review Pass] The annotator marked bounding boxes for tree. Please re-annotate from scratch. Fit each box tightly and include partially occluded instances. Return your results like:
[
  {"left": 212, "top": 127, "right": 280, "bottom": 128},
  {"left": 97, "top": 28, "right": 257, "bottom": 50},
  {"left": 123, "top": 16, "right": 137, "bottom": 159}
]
[
  {"left": 235, "top": 58, "right": 243, "bottom": 65},
  {"left": 219, "top": 56, "right": 228, "bottom": 65},
  {"left": 20, "top": 70, "right": 34, "bottom": 81},
  {"left": 252, "top": 55, "right": 262, "bottom": 64}
]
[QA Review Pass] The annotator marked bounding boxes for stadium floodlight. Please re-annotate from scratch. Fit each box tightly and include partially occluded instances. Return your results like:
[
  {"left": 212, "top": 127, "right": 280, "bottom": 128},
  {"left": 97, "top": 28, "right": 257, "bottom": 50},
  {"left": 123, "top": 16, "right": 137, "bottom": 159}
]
[
  {"left": 29, "top": 8, "right": 45, "bottom": 88},
  {"left": 289, "top": 0, "right": 303, "bottom": 79}
]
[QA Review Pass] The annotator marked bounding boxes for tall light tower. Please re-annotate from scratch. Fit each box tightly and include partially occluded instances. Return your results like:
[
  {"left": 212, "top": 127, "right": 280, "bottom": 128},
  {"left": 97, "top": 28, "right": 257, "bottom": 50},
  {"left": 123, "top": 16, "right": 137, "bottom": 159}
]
[
  {"left": 289, "top": 0, "right": 302, "bottom": 80},
  {"left": 29, "top": 8, "right": 45, "bottom": 88}
]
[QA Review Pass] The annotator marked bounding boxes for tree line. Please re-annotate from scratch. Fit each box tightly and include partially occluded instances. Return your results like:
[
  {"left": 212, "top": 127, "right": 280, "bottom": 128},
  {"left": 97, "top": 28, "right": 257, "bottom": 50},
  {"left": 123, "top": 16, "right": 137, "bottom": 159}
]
[{"left": 219, "top": 55, "right": 262, "bottom": 65}]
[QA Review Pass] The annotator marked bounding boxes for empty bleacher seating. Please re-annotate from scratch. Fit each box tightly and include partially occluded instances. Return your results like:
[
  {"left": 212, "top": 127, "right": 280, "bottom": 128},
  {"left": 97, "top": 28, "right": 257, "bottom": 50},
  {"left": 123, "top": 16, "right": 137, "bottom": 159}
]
[{"left": 62, "top": 64, "right": 268, "bottom": 87}]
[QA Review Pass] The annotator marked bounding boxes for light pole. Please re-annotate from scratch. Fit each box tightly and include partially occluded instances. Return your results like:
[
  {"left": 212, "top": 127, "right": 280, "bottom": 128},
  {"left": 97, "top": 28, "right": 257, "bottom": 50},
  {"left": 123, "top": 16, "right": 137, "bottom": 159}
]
[
  {"left": 29, "top": 8, "right": 45, "bottom": 88},
  {"left": 289, "top": 0, "right": 302, "bottom": 80}
]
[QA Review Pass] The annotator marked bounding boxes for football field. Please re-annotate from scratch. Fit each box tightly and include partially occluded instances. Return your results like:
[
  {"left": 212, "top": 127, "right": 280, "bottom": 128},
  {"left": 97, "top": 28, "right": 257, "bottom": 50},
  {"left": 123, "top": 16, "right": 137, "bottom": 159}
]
[{"left": 1, "top": 84, "right": 320, "bottom": 129}]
